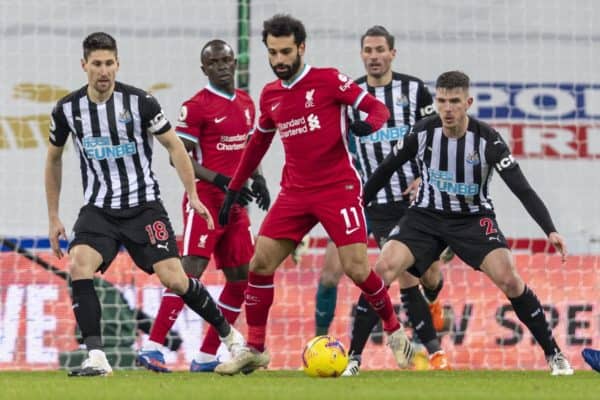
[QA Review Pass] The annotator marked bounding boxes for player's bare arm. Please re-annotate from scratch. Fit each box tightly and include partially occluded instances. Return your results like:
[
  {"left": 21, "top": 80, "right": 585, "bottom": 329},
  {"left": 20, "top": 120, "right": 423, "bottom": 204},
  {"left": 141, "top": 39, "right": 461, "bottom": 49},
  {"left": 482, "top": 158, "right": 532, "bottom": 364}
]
[
  {"left": 403, "top": 177, "right": 422, "bottom": 203},
  {"left": 157, "top": 128, "right": 214, "bottom": 229},
  {"left": 179, "top": 137, "right": 217, "bottom": 182},
  {"left": 44, "top": 142, "right": 67, "bottom": 258},
  {"left": 548, "top": 232, "right": 568, "bottom": 262},
  {"left": 177, "top": 135, "right": 255, "bottom": 206}
]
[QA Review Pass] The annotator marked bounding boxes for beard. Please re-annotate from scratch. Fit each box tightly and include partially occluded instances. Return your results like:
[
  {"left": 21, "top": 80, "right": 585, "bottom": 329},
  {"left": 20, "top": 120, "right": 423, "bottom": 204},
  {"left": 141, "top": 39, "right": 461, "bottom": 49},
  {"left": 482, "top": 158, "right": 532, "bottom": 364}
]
[{"left": 271, "top": 54, "right": 302, "bottom": 81}]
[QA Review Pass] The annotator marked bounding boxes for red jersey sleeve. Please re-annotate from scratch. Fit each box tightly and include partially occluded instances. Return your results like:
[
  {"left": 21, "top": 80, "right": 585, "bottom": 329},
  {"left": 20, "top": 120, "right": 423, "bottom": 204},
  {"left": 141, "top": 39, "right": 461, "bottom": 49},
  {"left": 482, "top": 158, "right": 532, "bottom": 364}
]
[
  {"left": 256, "top": 86, "right": 277, "bottom": 134},
  {"left": 175, "top": 99, "right": 204, "bottom": 143},
  {"left": 327, "top": 68, "right": 368, "bottom": 109},
  {"left": 327, "top": 68, "right": 389, "bottom": 131}
]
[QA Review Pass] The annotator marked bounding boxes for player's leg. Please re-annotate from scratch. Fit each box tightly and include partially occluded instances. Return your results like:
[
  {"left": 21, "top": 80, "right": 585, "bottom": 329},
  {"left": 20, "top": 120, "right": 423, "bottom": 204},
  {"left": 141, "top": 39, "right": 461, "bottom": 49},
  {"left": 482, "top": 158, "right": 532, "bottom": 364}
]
[
  {"left": 318, "top": 186, "right": 411, "bottom": 370},
  {"left": 479, "top": 248, "right": 573, "bottom": 375},
  {"left": 214, "top": 191, "right": 320, "bottom": 375},
  {"left": 342, "top": 209, "right": 395, "bottom": 371},
  {"left": 68, "top": 243, "right": 114, "bottom": 377},
  {"left": 582, "top": 348, "right": 600, "bottom": 373},
  {"left": 137, "top": 256, "right": 209, "bottom": 373},
  {"left": 214, "top": 235, "right": 297, "bottom": 375},
  {"left": 153, "top": 257, "right": 246, "bottom": 360},
  {"left": 138, "top": 198, "right": 218, "bottom": 372},
  {"left": 192, "top": 265, "right": 248, "bottom": 372},
  {"left": 195, "top": 208, "right": 253, "bottom": 372},
  {"left": 420, "top": 260, "right": 446, "bottom": 332},
  {"left": 399, "top": 269, "right": 450, "bottom": 370},
  {"left": 315, "top": 240, "right": 344, "bottom": 335},
  {"left": 371, "top": 209, "right": 447, "bottom": 371},
  {"left": 67, "top": 206, "right": 120, "bottom": 377},
  {"left": 336, "top": 240, "right": 415, "bottom": 370},
  {"left": 123, "top": 201, "right": 245, "bottom": 371},
  {"left": 446, "top": 214, "right": 571, "bottom": 375},
  {"left": 343, "top": 202, "right": 408, "bottom": 375}
]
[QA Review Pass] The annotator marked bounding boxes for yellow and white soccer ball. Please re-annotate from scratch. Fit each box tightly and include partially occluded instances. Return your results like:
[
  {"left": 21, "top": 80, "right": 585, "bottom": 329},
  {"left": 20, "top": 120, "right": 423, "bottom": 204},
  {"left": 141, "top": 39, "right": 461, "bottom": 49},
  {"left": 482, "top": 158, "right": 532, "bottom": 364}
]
[{"left": 302, "top": 335, "right": 348, "bottom": 377}]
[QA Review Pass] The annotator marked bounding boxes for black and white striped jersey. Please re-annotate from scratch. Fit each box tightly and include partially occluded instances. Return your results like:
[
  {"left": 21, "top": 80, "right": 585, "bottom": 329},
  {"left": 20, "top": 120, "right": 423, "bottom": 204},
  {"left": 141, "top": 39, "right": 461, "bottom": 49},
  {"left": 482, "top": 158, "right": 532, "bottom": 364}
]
[
  {"left": 395, "top": 115, "right": 516, "bottom": 214},
  {"left": 364, "top": 114, "right": 559, "bottom": 233},
  {"left": 349, "top": 72, "right": 434, "bottom": 204},
  {"left": 49, "top": 81, "right": 172, "bottom": 209}
]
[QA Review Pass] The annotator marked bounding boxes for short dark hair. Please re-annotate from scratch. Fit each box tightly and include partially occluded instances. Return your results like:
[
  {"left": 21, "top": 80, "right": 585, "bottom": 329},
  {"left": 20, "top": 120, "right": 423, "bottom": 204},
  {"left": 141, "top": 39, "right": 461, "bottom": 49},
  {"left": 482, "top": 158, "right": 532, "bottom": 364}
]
[
  {"left": 262, "top": 14, "right": 306, "bottom": 46},
  {"left": 436, "top": 71, "right": 470, "bottom": 90},
  {"left": 83, "top": 32, "right": 117, "bottom": 60},
  {"left": 201, "top": 39, "right": 233, "bottom": 60},
  {"left": 361, "top": 25, "right": 394, "bottom": 49}
]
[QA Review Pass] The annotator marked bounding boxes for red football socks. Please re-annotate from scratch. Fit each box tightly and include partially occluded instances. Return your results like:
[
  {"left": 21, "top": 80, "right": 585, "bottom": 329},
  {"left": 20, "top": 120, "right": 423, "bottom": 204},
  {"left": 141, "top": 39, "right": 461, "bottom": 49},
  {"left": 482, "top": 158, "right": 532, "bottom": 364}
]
[
  {"left": 357, "top": 270, "right": 401, "bottom": 333},
  {"left": 245, "top": 272, "right": 275, "bottom": 352}
]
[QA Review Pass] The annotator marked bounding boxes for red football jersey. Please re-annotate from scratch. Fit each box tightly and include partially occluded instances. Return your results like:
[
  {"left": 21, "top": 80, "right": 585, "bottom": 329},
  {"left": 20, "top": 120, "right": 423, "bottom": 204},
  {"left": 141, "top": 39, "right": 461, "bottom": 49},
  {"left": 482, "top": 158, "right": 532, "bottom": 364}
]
[
  {"left": 176, "top": 84, "right": 255, "bottom": 197},
  {"left": 257, "top": 65, "right": 367, "bottom": 191}
]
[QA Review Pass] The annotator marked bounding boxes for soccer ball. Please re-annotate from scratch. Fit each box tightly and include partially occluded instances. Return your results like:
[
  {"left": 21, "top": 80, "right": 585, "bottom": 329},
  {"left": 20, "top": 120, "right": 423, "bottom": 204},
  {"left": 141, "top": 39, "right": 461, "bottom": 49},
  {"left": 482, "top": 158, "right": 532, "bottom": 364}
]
[{"left": 301, "top": 335, "right": 348, "bottom": 377}]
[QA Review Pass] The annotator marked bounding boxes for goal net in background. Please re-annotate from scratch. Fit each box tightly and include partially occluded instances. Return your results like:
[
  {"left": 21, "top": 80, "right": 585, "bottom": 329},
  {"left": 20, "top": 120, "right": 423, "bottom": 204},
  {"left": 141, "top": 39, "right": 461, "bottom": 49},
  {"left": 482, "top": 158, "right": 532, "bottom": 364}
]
[{"left": 0, "top": 0, "right": 598, "bottom": 371}]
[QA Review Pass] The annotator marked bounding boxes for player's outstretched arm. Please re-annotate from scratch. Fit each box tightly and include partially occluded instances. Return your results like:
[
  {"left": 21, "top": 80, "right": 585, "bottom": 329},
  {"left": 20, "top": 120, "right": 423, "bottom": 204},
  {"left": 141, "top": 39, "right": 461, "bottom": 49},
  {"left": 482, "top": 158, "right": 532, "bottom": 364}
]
[
  {"left": 363, "top": 133, "right": 417, "bottom": 204},
  {"left": 227, "top": 130, "right": 275, "bottom": 191},
  {"left": 45, "top": 143, "right": 67, "bottom": 258},
  {"left": 175, "top": 137, "right": 255, "bottom": 206},
  {"left": 218, "top": 131, "right": 274, "bottom": 225},
  {"left": 351, "top": 94, "right": 390, "bottom": 137},
  {"left": 497, "top": 164, "right": 566, "bottom": 261},
  {"left": 157, "top": 129, "right": 214, "bottom": 229},
  {"left": 548, "top": 232, "right": 568, "bottom": 263}
]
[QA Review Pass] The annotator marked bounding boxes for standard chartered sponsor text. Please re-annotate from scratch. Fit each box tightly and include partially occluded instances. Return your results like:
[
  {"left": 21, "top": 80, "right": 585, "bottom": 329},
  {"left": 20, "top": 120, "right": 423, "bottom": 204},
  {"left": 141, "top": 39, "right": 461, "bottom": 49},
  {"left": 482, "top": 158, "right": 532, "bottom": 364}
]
[
  {"left": 217, "top": 141, "right": 245, "bottom": 151},
  {"left": 278, "top": 116, "right": 309, "bottom": 138}
]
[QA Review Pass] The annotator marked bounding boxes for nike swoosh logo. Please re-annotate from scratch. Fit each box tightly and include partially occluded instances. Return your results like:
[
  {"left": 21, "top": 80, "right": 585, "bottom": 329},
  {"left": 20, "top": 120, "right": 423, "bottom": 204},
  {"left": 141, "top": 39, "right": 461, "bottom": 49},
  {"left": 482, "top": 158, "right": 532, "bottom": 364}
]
[
  {"left": 214, "top": 116, "right": 227, "bottom": 123},
  {"left": 345, "top": 227, "right": 360, "bottom": 235},
  {"left": 270, "top": 103, "right": 280, "bottom": 111}
]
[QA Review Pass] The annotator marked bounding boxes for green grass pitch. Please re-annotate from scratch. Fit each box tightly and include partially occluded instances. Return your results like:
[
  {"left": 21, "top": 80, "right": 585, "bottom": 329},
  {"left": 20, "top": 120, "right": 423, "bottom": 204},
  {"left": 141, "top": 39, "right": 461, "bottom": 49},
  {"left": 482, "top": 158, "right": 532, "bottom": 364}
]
[{"left": 0, "top": 370, "right": 597, "bottom": 400}]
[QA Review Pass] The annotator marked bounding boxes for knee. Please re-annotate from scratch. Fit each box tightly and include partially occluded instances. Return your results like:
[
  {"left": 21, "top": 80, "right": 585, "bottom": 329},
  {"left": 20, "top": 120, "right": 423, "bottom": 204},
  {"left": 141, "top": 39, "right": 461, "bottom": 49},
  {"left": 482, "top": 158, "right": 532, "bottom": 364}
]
[
  {"left": 320, "top": 267, "right": 343, "bottom": 287},
  {"left": 181, "top": 256, "right": 208, "bottom": 278},
  {"left": 68, "top": 253, "right": 97, "bottom": 280},
  {"left": 155, "top": 261, "right": 188, "bottom": 295},
  {"left": 397, "top": 271, "right": 420, "bottom": 289},
  {"left": 223, "top": 265, "right": 249, "bottom": 282},
  {"left": 342, "top": 255, "right": 370, "bottom": 284},
  {"left": 320, "top": 269, "right": 343, "bottom": 286},
  {"left": 320, "top": 248, "right": 343, "bottom": 286},
  {"left": 249, "top": 251, "right": 275, "bottom": 275},
  {"left": 374, "top": 256, "right": 396, "bottom": 285},
  {"left": 160, "top": 273, "right": 188, "bottom": 295},
  {"left": 420, "top": 263, "right": 441, "bottom": 290},
  {"left": 495, "top": 273, "right": 524, "bottom": 298}
]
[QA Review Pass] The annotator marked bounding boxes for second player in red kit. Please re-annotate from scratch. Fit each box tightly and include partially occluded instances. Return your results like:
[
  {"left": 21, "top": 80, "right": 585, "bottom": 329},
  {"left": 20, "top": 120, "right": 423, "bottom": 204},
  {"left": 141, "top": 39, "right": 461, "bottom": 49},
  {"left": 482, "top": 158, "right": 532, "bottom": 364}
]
[
  {"left": 216, "top": 14, "right": 416, "bottom": 376},
  {"left": 137, "top": 39, "right": 269, "bottom": 373}
]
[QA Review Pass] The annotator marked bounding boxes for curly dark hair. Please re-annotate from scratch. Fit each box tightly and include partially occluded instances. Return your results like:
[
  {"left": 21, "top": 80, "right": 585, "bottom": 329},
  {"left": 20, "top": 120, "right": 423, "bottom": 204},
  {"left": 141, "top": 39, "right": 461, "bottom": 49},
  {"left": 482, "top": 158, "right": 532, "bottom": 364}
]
[{"left": 262, "top": 14, "right": 306, "bottom": 46}]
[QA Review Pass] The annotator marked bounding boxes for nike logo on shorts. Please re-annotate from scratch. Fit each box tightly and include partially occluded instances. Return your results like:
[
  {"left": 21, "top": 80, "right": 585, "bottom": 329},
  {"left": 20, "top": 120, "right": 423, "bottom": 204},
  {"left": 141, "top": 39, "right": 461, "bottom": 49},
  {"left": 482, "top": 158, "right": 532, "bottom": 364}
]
[
  {"left": 214, "top": 116, "right": 227, "bottom": 123},
  {"left": 345, "top": 227, "right": 360, "bottom": 235}
]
